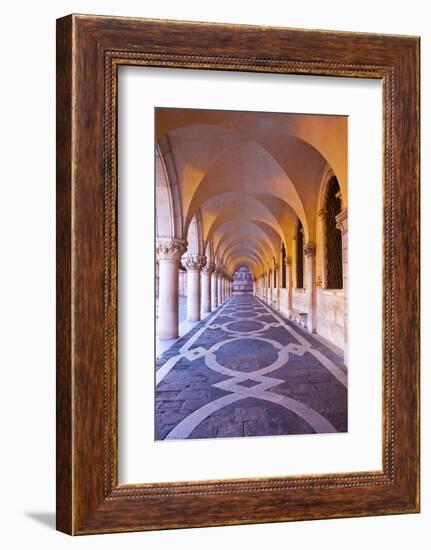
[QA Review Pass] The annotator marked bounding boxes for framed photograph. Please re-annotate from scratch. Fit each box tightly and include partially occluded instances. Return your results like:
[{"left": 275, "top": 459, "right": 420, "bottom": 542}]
[{"left": 56, "top": 14, "right": 420, "bottom": 534}]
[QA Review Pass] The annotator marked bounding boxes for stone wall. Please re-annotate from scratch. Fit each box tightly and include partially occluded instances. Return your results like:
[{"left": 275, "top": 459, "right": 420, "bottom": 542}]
[
  {"left": 316, "top": 289, "right": 344, "bottom": 349},
  {"left": 279, "top": 288, "right": 289, "bottom": 317},
  {"left": 256, "top": 285, "right": 344, "bottom": 353},
  {"left": 292, "top": 289, "right": 307, "bottom": 313}
]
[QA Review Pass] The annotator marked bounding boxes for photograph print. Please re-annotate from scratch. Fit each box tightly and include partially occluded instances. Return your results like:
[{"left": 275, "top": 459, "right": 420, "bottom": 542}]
[{"left": 155, "top": 107, "right": 348, "bottom": 441}]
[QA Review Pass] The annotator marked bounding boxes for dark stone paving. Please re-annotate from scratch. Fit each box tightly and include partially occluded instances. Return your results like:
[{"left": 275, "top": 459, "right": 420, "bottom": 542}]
[
  {"left": 155, "top": 294, "right": 347, "bottom": 440},
  {"left": 189, "top": 397, "right": 314, "bottom": 438},
  {"left": 216, "top": 339, "right": 279, "bottom": 372}
]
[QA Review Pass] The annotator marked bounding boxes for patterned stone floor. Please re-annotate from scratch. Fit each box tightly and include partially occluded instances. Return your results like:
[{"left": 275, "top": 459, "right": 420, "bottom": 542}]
[{"left": 155, "top": 294, "right": 347, "bottom": 440}]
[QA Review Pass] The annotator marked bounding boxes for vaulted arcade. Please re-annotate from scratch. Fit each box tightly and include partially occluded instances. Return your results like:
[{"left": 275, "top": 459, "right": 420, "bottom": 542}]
[{"left": 155, "top": 107, "right": 348, "bottom": 364}]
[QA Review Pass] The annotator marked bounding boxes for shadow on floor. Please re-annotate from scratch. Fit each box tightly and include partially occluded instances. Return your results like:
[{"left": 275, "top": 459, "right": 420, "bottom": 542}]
[{"left": 25, "top": 511, "right": 56, "bottom": 530}]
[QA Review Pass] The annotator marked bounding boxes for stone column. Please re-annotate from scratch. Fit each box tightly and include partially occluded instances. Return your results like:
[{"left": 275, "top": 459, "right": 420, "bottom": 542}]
[
  {"left": 211, "top": 270, "right": 218, "bottom": 311},
  {"left": 201, "top": 262, "right": 214, "bottom": 314},
  {"left": 304, "top": 242, "right": 317, "bottom": 333},
  {"left": 183, "top": 254, "right": 206, "bottom": 322},
  {"left": 268, "top": 270, "right": 272, "bottom": 304},
  {"left": 217, "top": 271, "right": 223, "bottom": 306},
  {"left": 336, "top": 208, "right": 348, "bottom": 366},
  {"left": 264, "top": 272, "right": 268, "bottom": 302},
  {"left": 156, "top": 238, "right": 187, "bottom": 340},
  {"left": 286, "top": 257, "right": 293, "bottom": 315},
  {"left": 275, "top": 263, "right": 280, "bottom": 310},
  {"left": 318, "top": 208, "right": 328, "bottom": 289}
]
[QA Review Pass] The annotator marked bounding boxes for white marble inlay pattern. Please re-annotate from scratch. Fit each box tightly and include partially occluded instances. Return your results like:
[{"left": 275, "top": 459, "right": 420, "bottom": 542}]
[{"left": 156, "top": 296, "right": 347, "bottom": 438}]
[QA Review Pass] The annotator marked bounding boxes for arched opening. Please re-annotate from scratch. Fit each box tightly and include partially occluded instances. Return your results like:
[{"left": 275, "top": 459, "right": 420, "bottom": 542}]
[
  {"left": 324, "top": 176, "right": 343, "bottom": 289},
  {"left": 232, "top": 266, "right": 253, "bottom": 294},
  {"left": 295, "top": 218, "right": 304, "bottom": 289}
]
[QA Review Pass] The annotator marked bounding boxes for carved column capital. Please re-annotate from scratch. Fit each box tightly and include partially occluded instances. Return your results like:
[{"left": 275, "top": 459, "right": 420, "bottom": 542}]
[
  {"left": 156, "top": 238, "right": 187, "bottom": 262},
  {"left": 318, "top": 207, "right": 329, "bottom": 220},
  {"left": 285, "top": 256, "right": 292, "bottom": 266},
  {"left": 183, "top": 254, "right": 207, "bottom": 273},
  {"left": 335, "top": 208, "right": 348, "bottom": 234},
  {"left": 303, "top": 242, "right": 316, "bottom": 257},
  {"left": 202, "top": 262, "right": 215, "bottom": 275}
]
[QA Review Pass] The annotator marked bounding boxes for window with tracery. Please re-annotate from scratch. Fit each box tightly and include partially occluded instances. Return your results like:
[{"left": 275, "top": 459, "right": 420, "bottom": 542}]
[
  {"left": 295, "top": 218, "right": 304, "bottom": 289},
  {"left": 324, "top": 176, "right": 343, "bottom": 289}
]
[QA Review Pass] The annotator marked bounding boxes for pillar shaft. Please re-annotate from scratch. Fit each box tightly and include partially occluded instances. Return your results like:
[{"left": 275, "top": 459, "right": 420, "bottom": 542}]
[
  {"left": 286, "top": 257, "right": 292, "bottom": 314},
  {"left": 217, "top": 274, "right": 223, "bottom": 306},
  {"left": 211, "top": 272, "right": 218, "bottom": 310},
  {"left": 304, "top": 242, "right": 317, "bottom": 333},
  {"left": 268, "top": 270, "right": 272, "bottom": 304},
  {"left": 156, "top": 238, "right": 187, "bottom": 340},
  {"left": 201, "top": 264, "right": 214, "bottom": 314},
  {"left": 183, "top": 254, "right": 206, "bottom": 322},
  {"left": 336, "top": 208, "right": 348, "bottom": 366},
  {"left": 275, "top": 263, "right": 280, "bottom": 310}
]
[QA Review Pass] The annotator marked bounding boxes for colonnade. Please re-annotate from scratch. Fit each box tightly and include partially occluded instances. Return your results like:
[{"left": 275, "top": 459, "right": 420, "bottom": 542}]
[
  {"left": 156, "top": 238, "right": 232, "bottom": 339},
  {"left": 254, "top": 208, "right": 348, "bottom": 365}
]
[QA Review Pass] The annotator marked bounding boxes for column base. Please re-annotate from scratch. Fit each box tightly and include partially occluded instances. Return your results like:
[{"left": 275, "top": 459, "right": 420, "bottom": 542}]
[{"left": 158, "top": 329, "right": 179, "bottom": 340}]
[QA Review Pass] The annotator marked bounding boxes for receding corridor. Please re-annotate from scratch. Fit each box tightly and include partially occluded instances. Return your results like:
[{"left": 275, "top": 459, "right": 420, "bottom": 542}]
[
  {"left": 155, "top": 107, "right": 349, "bottom": 439},
  {"left": 155, "top": 294, "right": 347, "bottom": 440}
]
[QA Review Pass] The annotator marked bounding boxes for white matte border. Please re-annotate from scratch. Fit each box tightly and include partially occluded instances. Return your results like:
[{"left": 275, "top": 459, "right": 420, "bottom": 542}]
[{"left": 118, "top": 66, "right": 382, "bottom": 484}]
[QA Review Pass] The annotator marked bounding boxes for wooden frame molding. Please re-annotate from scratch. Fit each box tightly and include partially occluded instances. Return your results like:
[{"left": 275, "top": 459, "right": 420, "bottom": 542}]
[{"left": 56, "top": 14, "right": 420, "bottom": 534}]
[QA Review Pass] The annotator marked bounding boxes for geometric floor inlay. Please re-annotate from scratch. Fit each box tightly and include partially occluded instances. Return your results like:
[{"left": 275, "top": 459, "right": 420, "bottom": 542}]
[{"left": 155, "top": 294, "right": 347, "bottom": 440}]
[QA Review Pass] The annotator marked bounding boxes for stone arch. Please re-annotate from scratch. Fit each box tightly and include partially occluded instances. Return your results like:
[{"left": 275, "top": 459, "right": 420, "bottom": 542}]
[
  {"left": 155, "top": 108, "right": 348, "bottom": 201},
  {"left": 204, "top": 238, "right": 215, "bottom": 265},
  {"left": 155, "top": 139, "right": 183, "bottom": 240},
  {"left": 184, "top": 208, "right": 204, "bottom": 256},
  {"left": 182, "top": 137, "right": 310, "bottom": 242},
  {"left": 316, "top": 166, "right": 344, "bottom": 289}
]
